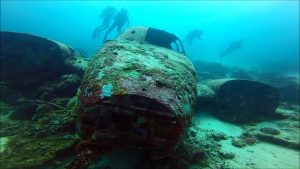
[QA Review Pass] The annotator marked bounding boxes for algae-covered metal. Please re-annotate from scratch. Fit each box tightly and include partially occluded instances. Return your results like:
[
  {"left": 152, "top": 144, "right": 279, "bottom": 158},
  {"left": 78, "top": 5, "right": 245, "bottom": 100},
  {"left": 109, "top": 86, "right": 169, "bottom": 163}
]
[
  {"left": 0, "top": 31, "right": 89, "bottom": 90},
  {"left": 68, "top": 26, "right": 197, "bottom": 168},
  {"left": 206, "top": 78, "right": 279, "bottom": 123}
]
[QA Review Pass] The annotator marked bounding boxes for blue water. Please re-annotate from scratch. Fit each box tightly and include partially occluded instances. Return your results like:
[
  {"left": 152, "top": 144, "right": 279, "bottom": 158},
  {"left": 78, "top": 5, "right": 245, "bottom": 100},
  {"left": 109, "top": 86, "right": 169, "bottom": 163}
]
[
  {"left": 1, "top": 2, "right": 299, "bottom": 169},
  {"left": 1, "top": 1, "right": 299, "bottom": 73}
]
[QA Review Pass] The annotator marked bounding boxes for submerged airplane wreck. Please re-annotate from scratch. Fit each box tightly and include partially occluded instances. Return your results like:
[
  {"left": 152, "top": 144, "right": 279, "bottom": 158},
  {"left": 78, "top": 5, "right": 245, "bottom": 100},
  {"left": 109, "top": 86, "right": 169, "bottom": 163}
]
[
  {"left": 2, "top": 27, "right": 296, "bottom": 169},
  {"left": 67, "top": 26, "right": 197, "bottom": 168}
]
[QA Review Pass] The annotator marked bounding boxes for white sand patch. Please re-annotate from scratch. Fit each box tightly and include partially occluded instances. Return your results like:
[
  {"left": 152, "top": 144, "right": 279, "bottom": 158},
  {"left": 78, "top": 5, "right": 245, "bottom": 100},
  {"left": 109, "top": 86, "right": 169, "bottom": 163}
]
[
  {"left": 194, "top": 111, "right": 300, "bottom": 169},
  {"left": 221, "top": 140, "right": 300, "bottom": 169},
  {"left": 194, "top": 112, "right": 243, "bottom": 137}
]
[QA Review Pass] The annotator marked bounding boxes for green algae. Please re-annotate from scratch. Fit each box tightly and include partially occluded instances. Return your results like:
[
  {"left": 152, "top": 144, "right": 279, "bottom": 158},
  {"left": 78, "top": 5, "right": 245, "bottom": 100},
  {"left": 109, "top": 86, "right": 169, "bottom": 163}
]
[
  {"left": 0, "top": 100, "right": 79, "bottom": 169},
  {"left": 0, "top": 137, "right": 9, "bottom": 153},
  {"left": 0, "top": 136, "right": 76, "bottom": 169}
]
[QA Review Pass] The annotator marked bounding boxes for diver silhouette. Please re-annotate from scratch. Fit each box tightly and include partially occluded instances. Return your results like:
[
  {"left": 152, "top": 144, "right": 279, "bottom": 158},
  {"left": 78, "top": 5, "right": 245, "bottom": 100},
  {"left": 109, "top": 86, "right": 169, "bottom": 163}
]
[
  {"left": 184, "top": 29, "right": 203, "bottom": 45},
  {"left": 103, "top": 8, "right": 129, "bottom": 42},
  {"left": 93, "top": 6, "right": 116, "bottom": 39},
  {"left": 220, "top": 39, "right": 243, "bottom": 58}
]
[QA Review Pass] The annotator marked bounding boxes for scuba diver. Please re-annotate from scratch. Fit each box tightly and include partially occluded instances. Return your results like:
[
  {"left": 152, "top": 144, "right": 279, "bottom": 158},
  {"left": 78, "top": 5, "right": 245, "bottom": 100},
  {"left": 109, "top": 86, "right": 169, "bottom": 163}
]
[
  {"left": 220, "top": 39, "right": 243, "bottom": 58},
  {"left": 184, "top": 29, "right": 203, "bottom": 45},
  {"left": 103, "top": 8, "right": 129, "bottom": 42},
  {"left": 92, "top": 6, "right": 116, "bottom": 39}
]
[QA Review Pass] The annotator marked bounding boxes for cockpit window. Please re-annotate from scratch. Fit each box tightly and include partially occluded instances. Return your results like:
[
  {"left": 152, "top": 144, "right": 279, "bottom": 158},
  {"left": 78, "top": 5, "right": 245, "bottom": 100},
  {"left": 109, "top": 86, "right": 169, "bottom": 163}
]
[{"left": 145, "top": 27, "right": 186, "bottom": 55}]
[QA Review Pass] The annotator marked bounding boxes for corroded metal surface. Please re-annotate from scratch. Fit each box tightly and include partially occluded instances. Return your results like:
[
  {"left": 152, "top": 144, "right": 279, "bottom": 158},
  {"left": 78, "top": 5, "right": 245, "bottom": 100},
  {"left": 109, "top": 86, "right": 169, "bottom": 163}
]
[
  {"left": 0, "top": 31, "right": 89, "bottom": 89},
  {"left": 204, "top": 78, "right": 279, "bottom": 123},
  {"left": 69, "top": 26, "right": 197, "bottom": 168}
]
